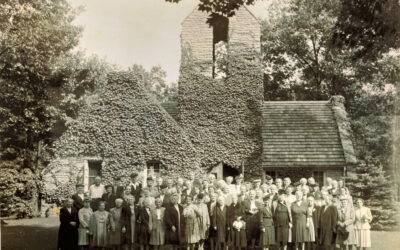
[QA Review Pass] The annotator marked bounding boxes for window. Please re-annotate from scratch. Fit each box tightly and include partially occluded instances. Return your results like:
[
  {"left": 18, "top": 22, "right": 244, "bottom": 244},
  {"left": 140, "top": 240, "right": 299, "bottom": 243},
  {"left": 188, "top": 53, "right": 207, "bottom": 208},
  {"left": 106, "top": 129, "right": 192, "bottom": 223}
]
[
  {"left": 88, "top": 160, "right": 102, "bottom": 187},
  {"left": 313, "top": 171, "right": 324, "bottom": 187},
  {"left": 209, "top": 14, "right": 229, "bottom": 78},
  {"left": 147, "top": 160, "right": 162, "bottom": 175}
]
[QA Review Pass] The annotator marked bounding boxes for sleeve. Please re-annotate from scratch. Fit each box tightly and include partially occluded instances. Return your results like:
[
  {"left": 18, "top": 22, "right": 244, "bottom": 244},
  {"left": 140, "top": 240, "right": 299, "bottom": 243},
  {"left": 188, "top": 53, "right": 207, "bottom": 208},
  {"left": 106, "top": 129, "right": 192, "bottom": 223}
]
[
  {"left": 332, "top": 206, "right": 338, "bottom": 233},
  {"left": 211, "top": 206, "right": 217, "bottom": 228},
  {"left": 79, "top": 210, "right": 89, "bottom": 228},
  {"left": 344, "top": 207, "right": 355, "bottom": 226},
  {"left": 110, "top": 209, "right": 115, "bottom": 231},
  {"left": 89, "top": 213, "right": 97, "bottom": 235}
]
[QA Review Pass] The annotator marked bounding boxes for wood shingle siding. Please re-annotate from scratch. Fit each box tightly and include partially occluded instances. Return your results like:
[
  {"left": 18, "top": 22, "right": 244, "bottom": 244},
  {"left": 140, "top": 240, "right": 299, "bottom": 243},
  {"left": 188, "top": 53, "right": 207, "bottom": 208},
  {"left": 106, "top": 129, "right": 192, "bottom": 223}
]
[{"left": 262, "top": 101, "right": 347, "bottom": 168}]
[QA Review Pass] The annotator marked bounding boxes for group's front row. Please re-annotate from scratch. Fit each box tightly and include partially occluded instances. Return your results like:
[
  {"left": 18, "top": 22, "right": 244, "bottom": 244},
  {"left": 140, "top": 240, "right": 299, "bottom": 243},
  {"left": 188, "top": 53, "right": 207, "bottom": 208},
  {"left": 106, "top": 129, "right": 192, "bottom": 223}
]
[{"left": 57, "top": 188, "right": 372, "bottom": 250}]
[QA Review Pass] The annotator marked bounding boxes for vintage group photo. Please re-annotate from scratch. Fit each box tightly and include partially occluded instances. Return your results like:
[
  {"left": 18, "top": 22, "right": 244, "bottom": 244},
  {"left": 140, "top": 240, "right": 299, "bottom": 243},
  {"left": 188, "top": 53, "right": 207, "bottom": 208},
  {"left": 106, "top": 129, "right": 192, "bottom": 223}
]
[{"left": 0, "top": 0, "right": 399, "bottom": 250}]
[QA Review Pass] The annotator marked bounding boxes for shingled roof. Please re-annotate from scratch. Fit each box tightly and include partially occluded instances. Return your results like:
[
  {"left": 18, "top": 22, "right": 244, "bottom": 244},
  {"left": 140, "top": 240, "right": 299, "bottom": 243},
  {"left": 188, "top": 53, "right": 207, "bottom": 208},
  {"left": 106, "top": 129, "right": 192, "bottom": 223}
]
[{"left": 262, "top": 97, "right": 356, "bottom": 168}]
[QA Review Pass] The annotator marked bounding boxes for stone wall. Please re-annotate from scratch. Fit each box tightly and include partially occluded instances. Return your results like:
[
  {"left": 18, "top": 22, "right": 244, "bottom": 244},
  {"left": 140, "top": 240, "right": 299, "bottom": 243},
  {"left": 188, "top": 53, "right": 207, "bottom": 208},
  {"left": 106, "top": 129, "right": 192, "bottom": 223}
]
[{"left": 229, "top": 7, "right": 261, "bottom": 53}]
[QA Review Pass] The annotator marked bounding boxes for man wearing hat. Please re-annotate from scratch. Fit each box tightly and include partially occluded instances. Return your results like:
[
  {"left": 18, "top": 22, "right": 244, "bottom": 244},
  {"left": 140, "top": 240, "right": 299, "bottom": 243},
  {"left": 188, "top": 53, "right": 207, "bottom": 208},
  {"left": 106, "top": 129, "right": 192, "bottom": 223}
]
[
  {"left": 72, "top": 183, "right": 85, "bottom": 212},
  {"left": 129, "top": 172, "right": 142, "bottom": 202},
  {"left": 252, "top": 179, "right": 262, "bottom": 193}
]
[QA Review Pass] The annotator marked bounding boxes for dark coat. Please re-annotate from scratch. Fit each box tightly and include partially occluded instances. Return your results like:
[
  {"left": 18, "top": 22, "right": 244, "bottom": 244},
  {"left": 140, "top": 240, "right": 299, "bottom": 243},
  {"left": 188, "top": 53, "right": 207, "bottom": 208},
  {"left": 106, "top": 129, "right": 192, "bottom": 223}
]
[
  {"left": 273, "top": 202, "right": 291, "bottom": 244},
  {"left": 71, "top": 194, "right": 84, "bottom": 211},
  {"left": 102, "top": 193, "right": 117, "bottom": 211},
  {"left": 227, "top": 203, "right": 245, "bottom": 245},
  {"left": 319, "top": 204, "right": 338, "bottom": 246},
  {"left": 164, "top": 204, "right": 185, "bottom": 245},
  {"left": 212, "top": 205, "right": 227, "bottom": 243},
  {"left": 57, "top": 206, "right": 79, "bottom": 250},
  {"left": 242, "top": 199, "right": 262, "bottom": 239},
  {"left": 137, "top": 207, "right": 151, "bottom": 244},
  {"left": 122, "top": 204, "right": 137, "bottom": 245},
  {"left": 130, "top": 183, "right": 142, "bottom": 203}
]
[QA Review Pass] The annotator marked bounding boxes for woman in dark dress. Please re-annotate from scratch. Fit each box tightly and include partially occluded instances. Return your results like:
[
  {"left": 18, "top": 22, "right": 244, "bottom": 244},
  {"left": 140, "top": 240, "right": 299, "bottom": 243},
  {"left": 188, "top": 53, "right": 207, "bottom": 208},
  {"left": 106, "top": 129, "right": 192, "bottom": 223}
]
[
  {"left": 212, "top": 196, "right": 228, "bottom": 250},
  {"left": 259, "top": 195, "right": 275, "bottom": 250},
  {"left": 164, "top": 193, "right": 185, "bottom": 250},
  {"left": 57, "top": 198, "right": 79, "bottom": 250},
  {"left": 273, "top": 190, "right": 292, "bottom": 250},
  {"left": 137, "top": 198, "right": 152, "bottom": 250},
  {"left": 122, "top": 195, "right": 137, "bottom": 250},
  {"left": 291, "top": 190, "right": 308, "bottom": 250}
]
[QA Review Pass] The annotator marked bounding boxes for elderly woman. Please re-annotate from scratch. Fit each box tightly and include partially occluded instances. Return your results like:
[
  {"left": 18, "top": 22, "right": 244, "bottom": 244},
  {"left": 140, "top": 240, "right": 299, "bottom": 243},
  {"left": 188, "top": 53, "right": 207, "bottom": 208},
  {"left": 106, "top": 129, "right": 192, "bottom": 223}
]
[
  {"left": 122, "top": 195, "right": 137, "bottom": 250},
  {"left": 78, "top": 197, "right": 93, "bottom": 250},
  {"left": 243, "top": 190, "right": 261, "bottom": 250},
  {"left": 149, "top": 197, "right": 166, "bottom": 250},
  {"left": 291, "top": 190, "right": 308, "bottom": 250},
  {"left": 57, "top": 198, "right": 79, "bottom": 250},
  {"left": 354, "top": 198, "right": 373, "bottom": 250},
  {"left": 273, "top": 190, "right": 291, "bottom": 250},
  {"left": 137, "top": 198, "right": 153, "bottom": 250},
  {"left": 184, "top": 196, "right": 201, "bottom": 250},
  {"left": 336, "top": 195, "right": 356, "bottom": 250},
  {"left": 213, "top": 196, "right": 228, "bottom": 250},
  {"left": 109, "top": 198, "right": 126, "bottom": 250},
  {"left": 196, "top": 193, "right": 210, "bottom": 250},
  {"left": 259, "top": 195, "right": 275, "bottom": 250},
  {"left": 90, "top": 200, "right": 110, "bottom": 249}
]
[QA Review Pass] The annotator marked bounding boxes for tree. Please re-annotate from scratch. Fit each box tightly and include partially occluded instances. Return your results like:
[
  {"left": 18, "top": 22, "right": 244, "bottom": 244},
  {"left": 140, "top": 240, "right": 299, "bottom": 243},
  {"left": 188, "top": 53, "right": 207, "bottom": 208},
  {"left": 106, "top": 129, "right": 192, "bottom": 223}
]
[
  {"left": 128, "top": 64, "right": 177, "bottom": 102},
  {"left": 333, "top": 0, "right": 400, "bottom": 61},
  {"left": 261, "top": 0, "right": 399, "bottom": 229},
  {"left": 0, "top": 0, "right": 81, "bottom": 217},
  {"left": 165, "top": 0, "right": 257, "bottom": 17}
]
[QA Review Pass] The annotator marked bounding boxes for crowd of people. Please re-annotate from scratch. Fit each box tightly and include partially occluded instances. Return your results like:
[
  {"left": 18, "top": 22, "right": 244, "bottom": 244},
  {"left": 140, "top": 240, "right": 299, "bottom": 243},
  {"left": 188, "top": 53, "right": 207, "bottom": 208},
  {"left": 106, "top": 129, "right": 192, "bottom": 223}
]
[{"left": 57, "top": 173, "right": 373, "bottom": 250}]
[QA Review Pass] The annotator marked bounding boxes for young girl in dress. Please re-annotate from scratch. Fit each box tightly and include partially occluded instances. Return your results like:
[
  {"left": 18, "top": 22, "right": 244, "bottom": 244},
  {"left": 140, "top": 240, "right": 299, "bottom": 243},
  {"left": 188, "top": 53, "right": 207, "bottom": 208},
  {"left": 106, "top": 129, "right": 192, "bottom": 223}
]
[
  {"left": 232, "top": 215, "right": 247, "bottom": 250},
  {"left": 260, "top": 195, "right": 275, "bottom": 250}
]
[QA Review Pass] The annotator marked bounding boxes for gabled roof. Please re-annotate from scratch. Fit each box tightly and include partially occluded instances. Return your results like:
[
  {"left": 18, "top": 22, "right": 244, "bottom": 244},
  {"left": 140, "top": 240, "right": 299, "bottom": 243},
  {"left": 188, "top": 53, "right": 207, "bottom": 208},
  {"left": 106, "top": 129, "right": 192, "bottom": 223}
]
[{"left": 262, "top": 98, "right": 356, "bottom": 168}]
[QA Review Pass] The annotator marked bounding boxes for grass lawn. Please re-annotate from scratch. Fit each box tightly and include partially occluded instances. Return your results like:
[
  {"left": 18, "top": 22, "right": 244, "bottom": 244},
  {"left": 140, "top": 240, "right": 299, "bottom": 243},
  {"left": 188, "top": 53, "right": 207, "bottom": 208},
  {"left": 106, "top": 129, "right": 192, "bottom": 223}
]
[{"left": 1, "top": 218, "right": 400, "bottom": 250}]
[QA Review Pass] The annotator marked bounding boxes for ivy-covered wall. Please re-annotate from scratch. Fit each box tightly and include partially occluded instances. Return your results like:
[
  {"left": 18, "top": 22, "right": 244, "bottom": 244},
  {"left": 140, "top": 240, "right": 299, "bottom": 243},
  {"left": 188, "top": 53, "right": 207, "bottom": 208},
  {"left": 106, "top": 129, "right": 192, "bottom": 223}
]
[
  {"left": 43, "top": 71, "right": 202, "bottom": 205},
  {"left": 178, "top": 49, "right": 264, "bottom": 178}
]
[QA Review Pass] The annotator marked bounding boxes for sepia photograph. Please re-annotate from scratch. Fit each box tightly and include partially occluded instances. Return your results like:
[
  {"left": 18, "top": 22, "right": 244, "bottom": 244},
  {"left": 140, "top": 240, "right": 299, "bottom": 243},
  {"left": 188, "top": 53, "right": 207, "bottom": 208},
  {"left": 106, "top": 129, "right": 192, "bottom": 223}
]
[{"left": 0, "top": 0, "right": 399, "bottom": 249}]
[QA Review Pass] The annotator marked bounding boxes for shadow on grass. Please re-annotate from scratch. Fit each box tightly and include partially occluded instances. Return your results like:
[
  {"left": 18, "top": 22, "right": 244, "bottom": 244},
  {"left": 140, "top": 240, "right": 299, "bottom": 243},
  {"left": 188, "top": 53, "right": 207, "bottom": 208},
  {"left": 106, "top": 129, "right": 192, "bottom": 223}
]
[{"left": 1, "top": 221, "right": 59, "bottom": 250}]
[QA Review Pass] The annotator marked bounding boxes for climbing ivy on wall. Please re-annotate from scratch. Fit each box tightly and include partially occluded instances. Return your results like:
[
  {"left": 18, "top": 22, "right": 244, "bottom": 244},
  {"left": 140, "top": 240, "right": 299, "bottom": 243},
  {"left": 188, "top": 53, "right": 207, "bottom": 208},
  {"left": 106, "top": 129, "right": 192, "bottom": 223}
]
[
  {"left": 46, "top": 71, "right": 203, "bottom": 201},
  {"left": 178, "top": 46, "right": 264, "bottom": 178}
]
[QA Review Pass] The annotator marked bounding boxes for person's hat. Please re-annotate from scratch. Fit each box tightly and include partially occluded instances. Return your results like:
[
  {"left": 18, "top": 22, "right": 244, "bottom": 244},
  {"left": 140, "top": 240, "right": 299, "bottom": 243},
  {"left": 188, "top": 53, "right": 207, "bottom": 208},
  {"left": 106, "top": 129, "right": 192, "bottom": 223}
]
[
  {"left": 130, "top": 172, "right": 138, "bottom": 178},
  {"left": 147, "top": 176, "right": 154, "bottom": 181},
  {"left": 76, "top": 183, "right": 84, "bottom": 187},
  {"left": 197, "top": 193, "right": 204, "bottom": 200},
  {"left": 83, "top": 196, "right": 91, "bottom": 202},
  {"left": 252, "top": 179, "right": 261, "bottom": 184},
  {"left": 265, "top": 175, "right": 272, "bottom": 180},
  {"left": 160, "top": 183, "right": 168, "bottom": 189},
  {"left": 105, "top": 184, "right": 113, "bottom": 189}
]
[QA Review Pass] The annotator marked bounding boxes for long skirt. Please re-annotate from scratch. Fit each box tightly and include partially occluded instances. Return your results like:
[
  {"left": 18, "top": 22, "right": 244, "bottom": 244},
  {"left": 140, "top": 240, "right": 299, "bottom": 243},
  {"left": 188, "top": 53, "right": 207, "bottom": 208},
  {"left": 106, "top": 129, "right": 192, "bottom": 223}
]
[
  {"left": 260, "top": 226, "right": 275, "bottom": 246},
  {"left": 355, "top": 229, "right": 371, "bottom": 248},
  {"left": 77, "top": 227, "right": 90, "bottom": 245}
]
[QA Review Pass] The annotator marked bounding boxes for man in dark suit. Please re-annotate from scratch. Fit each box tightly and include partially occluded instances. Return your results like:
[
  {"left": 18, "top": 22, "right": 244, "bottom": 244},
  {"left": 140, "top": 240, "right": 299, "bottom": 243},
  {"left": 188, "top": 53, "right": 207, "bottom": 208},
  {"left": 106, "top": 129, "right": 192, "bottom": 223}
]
[
  {"left": 57, "top": 198, "right": 79, "bottom": 250},
  {"left": 242, "top": 190, "right": 262, "bottom": 250},
  {"left": 71, "top": 184, "right": 84, "bottom": 212},
  {"left": 319, "top": 193, "right": 338, "bottom": 250},
  {"left": 164, "top": 193, "right": 185, "bottom": 250},
  {"left": 212, "top": 196, "right": 228, "bottom": 250},
  {"left": 130, "top": 172, "right": 142, "bottom": 203}
]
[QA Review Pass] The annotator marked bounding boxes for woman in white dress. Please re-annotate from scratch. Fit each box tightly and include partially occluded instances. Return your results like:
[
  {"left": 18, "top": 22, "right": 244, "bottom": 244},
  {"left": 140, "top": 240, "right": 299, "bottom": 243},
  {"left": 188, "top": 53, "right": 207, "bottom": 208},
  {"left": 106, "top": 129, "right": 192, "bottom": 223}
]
[
  {"left": 78, "top": 198, "right": 93, "bottom": 250},
  {"left": 354, "top": 198, "right": 373, "bottom": 250}
]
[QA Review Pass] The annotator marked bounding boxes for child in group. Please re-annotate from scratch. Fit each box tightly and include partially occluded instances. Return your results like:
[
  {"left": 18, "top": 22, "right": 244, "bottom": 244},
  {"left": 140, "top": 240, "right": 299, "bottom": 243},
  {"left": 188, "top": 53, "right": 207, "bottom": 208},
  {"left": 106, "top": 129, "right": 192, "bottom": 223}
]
[
  {"left": 259, "top": 195, "right": 275, "bottom": 250},
  {"left": 232, "top": 215, "right": 247, "bottom": 250}
]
